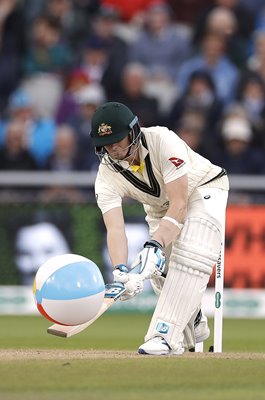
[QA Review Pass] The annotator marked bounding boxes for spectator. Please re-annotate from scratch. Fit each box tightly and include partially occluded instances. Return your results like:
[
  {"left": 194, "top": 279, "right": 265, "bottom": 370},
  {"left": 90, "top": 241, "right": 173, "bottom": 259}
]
[
  {"left": 78, "top": 35, "right": 124, "bottom": 99},
  {"left": 22, "top": 14, "right": 75, "bottom": 118},
  {"left": 78, "top": 36, "right": 109, "bottom": 83},
  {"left": 0, "top": 89, "right": 34, "bottom": 147},
  {"left": 114, "top": 62, "right": 160, "bottom": 126},
  {"left": 167, "top": 70, "right": 224, "bottom": 132},
  {"left": 23, "top": 14, "right": 73, "bottom": 76},
  {"left": 247, "top": 30, "right": 265, "bottom": 82},
  {"left": 83, "top": 5, "right": 128, "bottom": 97},
  {"left": 55, "top": 68, "right": 91, "bottom": 124},
  {"left": 236, "top": 71, "right": 265, "bottom": 146},
  {"left": 127, "top": 1, "right": 191, "bottom": 114},
  {"left": 177, "top": 31, "right": 239, "bottom": 104},
  {"left": 193, "top": 0, "right": 255, "bottom": 47},
  {"left": 68, "top": 83, "right": 105, "bottom": 169},
  {"left": 0, "top": 0, "right": 26, "bottom": 111},
  {"left": 1, "top": 89, "right": 56, "bottom": 168},
  {"left": 43, "top": 124, "right": 87, "bottom": 171},
  {"left": 176, "top": 112, "right": 212, "bottom": 159},
  {"left": 213, "top": 116, "right": 265, "bottom": 174},
  {"left": 128, "top": 1, "right": 191, "bottom": 81},
  {"left": 44, "top": 0, "right": 90, "bottom": 56},
  {"left": 204, "top": 7, "right": 248, "bottom": 67},
  {"left": 0, "top": 120, "right": 38, "bottom": 170},
  {"left": 90, "top": 5, "right": 127, "bottom": 59},
  {"left": 206, "top": 7, "right": 237, "bottom": 37}
]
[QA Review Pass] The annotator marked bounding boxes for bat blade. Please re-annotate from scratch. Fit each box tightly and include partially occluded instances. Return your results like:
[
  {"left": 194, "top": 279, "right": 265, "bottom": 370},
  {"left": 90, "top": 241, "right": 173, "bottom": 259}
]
[{"left": 47, "top": 283, "right": 126, "bottom": 338}]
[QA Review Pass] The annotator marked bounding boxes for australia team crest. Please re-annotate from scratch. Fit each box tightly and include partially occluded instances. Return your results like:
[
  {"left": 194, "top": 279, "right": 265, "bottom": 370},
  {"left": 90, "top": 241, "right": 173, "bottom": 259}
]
[{"left": 98, "top": 123, "right": 112, "bottom": 136}]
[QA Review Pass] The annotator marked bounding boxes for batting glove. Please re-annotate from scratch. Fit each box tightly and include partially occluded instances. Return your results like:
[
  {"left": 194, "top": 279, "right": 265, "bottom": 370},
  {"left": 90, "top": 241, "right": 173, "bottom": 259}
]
[
  {"left": 113, "top": 264, "right": 144, "bottom": 301},
  {"left": 136, "top": 240, "right": 166, "bottom": 280}
]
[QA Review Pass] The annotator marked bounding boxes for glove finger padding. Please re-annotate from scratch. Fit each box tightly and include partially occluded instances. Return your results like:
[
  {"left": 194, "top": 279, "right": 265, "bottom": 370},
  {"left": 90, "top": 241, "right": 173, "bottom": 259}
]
[
  {"left": 113, "top": 264, "right": 129, "bottom": 284},
  {"left": 120, "top": 274, "right": 144, "bottom": 301},
  {"left": 113, "top": 265, "right": 144, "bottom": 301}
]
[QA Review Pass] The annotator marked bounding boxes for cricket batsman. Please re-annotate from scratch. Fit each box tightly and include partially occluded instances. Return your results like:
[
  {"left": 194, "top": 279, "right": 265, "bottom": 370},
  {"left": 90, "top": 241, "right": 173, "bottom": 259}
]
[{"left": 90, "top": 102, "right": 229, "bottom": 355}]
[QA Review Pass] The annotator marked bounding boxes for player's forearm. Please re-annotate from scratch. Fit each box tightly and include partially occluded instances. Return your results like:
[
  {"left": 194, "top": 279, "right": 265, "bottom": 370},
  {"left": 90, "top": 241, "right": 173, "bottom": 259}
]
[
  {"left": 152, "top": 219, "right": 180, "bottom": 248},
  {"left": 153, "top": 175, "right": 188, "bottom": 247},
  {"left": 107, "top": 228, "right": 128, "bottom": 268},
  {"left": 103, "top": 207, "right": 128, "bottom": 267},
  {"left": 152, "top": 207, "right": 187, "bottom": 248}
]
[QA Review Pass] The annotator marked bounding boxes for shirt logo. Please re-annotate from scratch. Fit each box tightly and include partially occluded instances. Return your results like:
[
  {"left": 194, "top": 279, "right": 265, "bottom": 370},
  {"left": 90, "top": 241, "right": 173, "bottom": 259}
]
[
  {"left": 98, "top": 123, "right": 112, "bottom": 136},
  {"left": 168, "top": 157, "right": 184, "bottom": 168}
]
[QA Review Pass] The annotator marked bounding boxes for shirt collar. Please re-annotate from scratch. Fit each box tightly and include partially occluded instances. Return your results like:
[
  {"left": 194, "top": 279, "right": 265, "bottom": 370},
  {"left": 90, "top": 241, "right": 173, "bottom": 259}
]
[{"left": 119, "top": 140, "right": 149, "bottom": 171}]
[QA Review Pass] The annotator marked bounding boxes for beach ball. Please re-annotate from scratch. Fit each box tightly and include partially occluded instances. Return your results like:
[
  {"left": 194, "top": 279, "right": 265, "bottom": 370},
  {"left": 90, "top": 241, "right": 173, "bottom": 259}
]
[{"left": 33, "top": 254, "right": 105, "bottom": 325}]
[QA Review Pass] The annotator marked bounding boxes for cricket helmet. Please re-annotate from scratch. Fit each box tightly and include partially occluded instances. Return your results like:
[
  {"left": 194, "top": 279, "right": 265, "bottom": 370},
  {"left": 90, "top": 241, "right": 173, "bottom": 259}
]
[{"left": 90, "top": 102, "right": 139, "bottom": 147}]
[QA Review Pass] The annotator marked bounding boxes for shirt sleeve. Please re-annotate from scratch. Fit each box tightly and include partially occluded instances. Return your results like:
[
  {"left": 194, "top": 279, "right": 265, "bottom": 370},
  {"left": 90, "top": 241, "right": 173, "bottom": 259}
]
[
  {"left": 95, "top": 170, "right": 122, "bottom": 214},
  {"left": 159, "top": 128, "right": 190, "bottom": 184}
]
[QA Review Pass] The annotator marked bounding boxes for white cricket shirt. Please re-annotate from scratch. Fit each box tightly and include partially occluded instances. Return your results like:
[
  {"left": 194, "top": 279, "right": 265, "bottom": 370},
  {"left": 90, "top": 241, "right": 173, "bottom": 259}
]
[{"left": 95, "top": 126, "right": 229, "bottom": 218}]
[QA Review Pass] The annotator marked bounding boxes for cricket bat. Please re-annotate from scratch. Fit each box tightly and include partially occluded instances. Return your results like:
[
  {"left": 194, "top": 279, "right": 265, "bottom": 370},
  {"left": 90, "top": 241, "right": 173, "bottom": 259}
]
[
  {"left": 47, "top": 282, "right": 126, "bottom": 337},
  {"left": 47, "top": 264, "right": 143, "bottom": 338}
]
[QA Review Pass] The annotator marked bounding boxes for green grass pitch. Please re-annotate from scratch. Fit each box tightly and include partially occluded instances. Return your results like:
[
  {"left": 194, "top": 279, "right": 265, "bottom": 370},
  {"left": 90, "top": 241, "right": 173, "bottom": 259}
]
[{"left": 0, "top": 314, "right": 265, "bottom": 400}]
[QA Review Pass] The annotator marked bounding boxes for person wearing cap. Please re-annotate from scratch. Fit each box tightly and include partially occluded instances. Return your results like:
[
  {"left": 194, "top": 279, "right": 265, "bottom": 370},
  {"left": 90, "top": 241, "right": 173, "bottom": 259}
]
[
  {"left": 214, "top": 116, "right": 265, "bottom": 174},
  {"left": 0, "top": 88, "right": 56, "bottom": 168},
  {"left": 55, "top": 69, "right": 91, "bottom": 125},
  {"left": 66, "top": 83, "right": 106, "bottom": 170},
  {"left": 90, "top": 101, "right": 229, "bottom": 355}
]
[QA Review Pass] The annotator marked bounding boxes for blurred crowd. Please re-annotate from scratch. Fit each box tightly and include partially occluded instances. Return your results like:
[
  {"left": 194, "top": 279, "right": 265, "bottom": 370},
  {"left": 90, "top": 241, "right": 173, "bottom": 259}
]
[{"left": 1, "top": 0, "right": 265, "bottom": 175}]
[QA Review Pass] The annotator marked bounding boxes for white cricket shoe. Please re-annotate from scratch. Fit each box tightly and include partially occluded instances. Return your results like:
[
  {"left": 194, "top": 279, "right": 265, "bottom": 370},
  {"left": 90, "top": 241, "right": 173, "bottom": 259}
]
[
  {"left": 195, "top": 313, "right": 210, "bottom": 343},
  {"left": 138, "top": 336, "right": 184, "bottom": 356}
]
